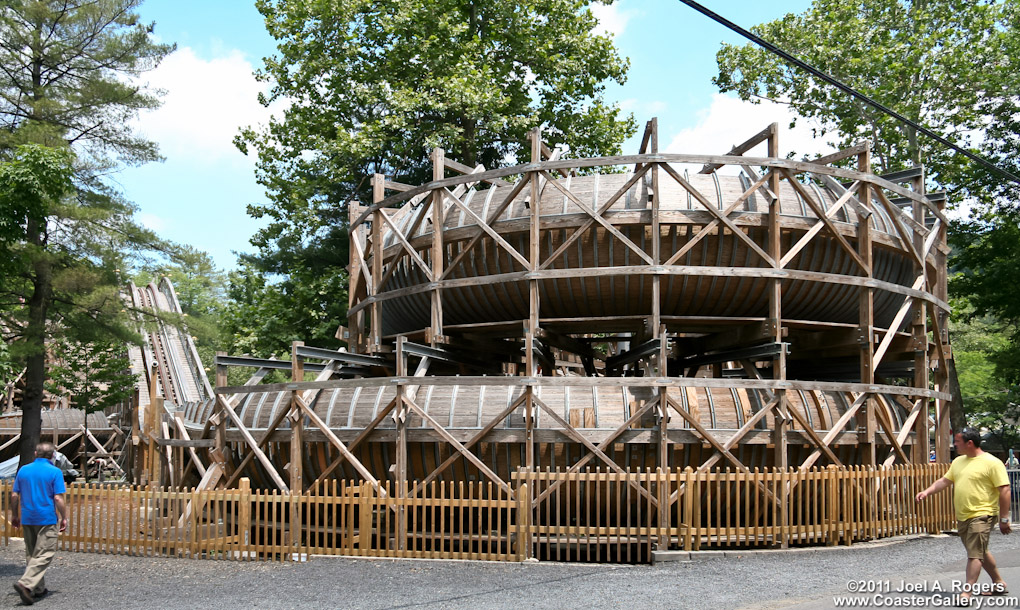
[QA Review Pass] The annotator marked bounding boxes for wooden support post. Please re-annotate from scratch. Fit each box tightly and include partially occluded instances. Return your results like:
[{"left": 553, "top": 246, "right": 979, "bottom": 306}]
[
  {"left": 934, "top": 197, "right": 951, "bottom": 462},
  {"left": 524, "top": 321, "right": 535, "bottom": 472},
  {"left": 856, "top": 148, "right": 877, "bottom": 467},
  {"left": 430, "top": 149, "right": 446, "bottom": 345},
  {"left": 766, "top": 125, "right": 788, "bottom": 477},
  {"left": 144, "top": 363, "right": 160, "bottom": 485},
  {"left": 516, "top": 480, "right": 531, "bottom": 560},
  {"left": 239, "top": 477, "right": 252, "bottom": 552},
  {"left": 348, "top": 201, "right": 366, "bottom": 353},
  {"left": 911, "top": 172, "right": 930, "bottom": 464},
  {"left": 525, "top": 127, "right": 542, "bottom": 473},
  {"left": 288, "top": 342, "right": 304, "bottom": 555},
  {"left": 150, "top": 396, "right": 164, "bottom": 487},
  {"left": 130, "top": 388, "right": 142, "bottom": 484},
  {"left": 289, "top": 341, "right": 304, "bottom": 494},
  {"left": 395, "top": 336, "right": 408, "bottom": 551},
  {"left": 528, "top": 127, "right": 542, "bottom": 353},
  {"left": 649, "top": 119, "right": 661, "bottom": 345},
  {"left": 371, "top": 175, "right": 385, "bottom": 351},
  {"left": 214, "top": 353, "right": 228, "bottom": 472}
]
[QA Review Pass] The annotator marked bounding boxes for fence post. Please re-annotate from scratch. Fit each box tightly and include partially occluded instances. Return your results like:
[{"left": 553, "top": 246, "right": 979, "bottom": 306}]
[
  {"left": 516, "top": 479, "right": 530, "bottom": 561},
  {"left": 359, "top": 482, "right": 372, "bottom": 554},
  {"left": 826, "top": 465, "right": 839, "bottom": 546},
  {"left": 682, "top": 468, "right": 693, "bottom": 551},
  {"left": 780, "top": 468, "right": 790, "bottom": 549},
  {"left": 239, "top": 477, "right": 251, "bottom": 556}
]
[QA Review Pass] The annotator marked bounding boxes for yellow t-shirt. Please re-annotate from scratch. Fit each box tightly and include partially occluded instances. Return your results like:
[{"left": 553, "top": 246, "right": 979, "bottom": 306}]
[{"left": 946, "top": 453, "right": 1009, "bottom": 521}]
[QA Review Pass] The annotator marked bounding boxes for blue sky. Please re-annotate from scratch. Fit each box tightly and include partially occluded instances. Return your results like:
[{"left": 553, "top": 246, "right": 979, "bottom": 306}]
[{"left": 117, "top": 0, "right": 821, "bottom": 271}]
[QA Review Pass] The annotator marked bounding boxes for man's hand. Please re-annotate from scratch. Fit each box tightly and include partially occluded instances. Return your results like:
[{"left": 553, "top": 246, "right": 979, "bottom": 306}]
[
  {"left": 58, "top": 517, "right": 67, "bottom": 533},
  {"left": 915, "top": 490, "right": 929, "bottom": 502},
  {"left": 1001, "top": 520, "right": 1012, "bottom": 535},
  {"left": 10, "top": 516, "right": 19, "bottom": 529}
]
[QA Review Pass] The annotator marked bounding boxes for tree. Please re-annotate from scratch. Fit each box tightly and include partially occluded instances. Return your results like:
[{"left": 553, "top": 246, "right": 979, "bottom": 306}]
[
  {"left": 948, "top": 296, "right": 1019, "bottom": 450},
  {"left": 0, "top": 1, "right": 174, "bottom": 466},
  {"left": 45, "top": 339, "right": 136, "bottom": 479},
  {"left": 711, "top": 0, "right": 1020, "bottom": 433},
  {"left": 233, "top": 0, "right": 636, "bottom": 346},
  {"left": 222, "top": 259, "right": 349, "bottom": 357},
  {"left": 713, "top": 0, "right": 1014, "bottom": 201},
  {"left": 949, "top": 214, "right": 1020, "bottom": 446}
]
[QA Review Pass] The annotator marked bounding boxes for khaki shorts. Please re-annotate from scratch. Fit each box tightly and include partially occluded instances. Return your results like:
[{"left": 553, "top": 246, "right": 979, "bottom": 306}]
[{"left": 958, "top": 515, "right": 995, "bottom": 559}]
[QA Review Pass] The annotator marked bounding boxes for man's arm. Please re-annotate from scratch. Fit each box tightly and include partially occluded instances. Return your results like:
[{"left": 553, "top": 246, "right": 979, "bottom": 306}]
[
  {"left": 916, "top": 476, "right": 952, "bottom": 502},
  {"left": 999, "top": 485, "right": 1012, "bottom": 534},
  {"left": 10, "top": 491, "right": 20, "bottom": 529},
  {"left": 53, "top": 494, "right": 67, "bottom": 532}
]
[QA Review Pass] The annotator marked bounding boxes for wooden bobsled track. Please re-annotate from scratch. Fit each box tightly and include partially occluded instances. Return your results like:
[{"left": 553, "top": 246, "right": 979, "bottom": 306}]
[{"left": 116, "top": 120, "right": 956, "bottom": 562}]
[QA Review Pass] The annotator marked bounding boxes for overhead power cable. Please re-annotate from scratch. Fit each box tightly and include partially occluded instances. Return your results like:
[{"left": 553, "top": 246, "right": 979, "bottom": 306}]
[{"left": 677, "top": 0, "right": 1020, "bottom": 185}]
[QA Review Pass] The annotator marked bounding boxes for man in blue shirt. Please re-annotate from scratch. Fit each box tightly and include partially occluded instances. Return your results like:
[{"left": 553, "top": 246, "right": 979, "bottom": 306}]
[{"left": 11, "top": 443, "right": 68, "bottom": 605}]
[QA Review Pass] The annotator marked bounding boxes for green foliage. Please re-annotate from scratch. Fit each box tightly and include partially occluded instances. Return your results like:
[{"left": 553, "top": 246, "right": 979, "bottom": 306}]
[
  {"left": 713, "top": 0, "right": 1020, "bottom": 439},
  {"left": 231, "top": 0, "right": 635, "bottom": 348},
  {"left": 0, "top": 144, "right": 74, "bottom": 246},
  {"left": 0, "top": 0, "right": 174, "bottom": 170},
  {"left": 950, "top": 300, "right": 1020, "bottom": 450},
  {"left": 0, "top": 0, "right": 174, "bottom": 465},
  {"left": 45, "top": 340, "right": 136, "bottom": 414},
  {"left": 949, "top": 214, "right": 1020, "bottom": 447},
  {"left": 713, "top": 0, "right": 1014, "bottom": 203},
  {"left": 222, "top": 260, "right": 349, "bottom": 356}
]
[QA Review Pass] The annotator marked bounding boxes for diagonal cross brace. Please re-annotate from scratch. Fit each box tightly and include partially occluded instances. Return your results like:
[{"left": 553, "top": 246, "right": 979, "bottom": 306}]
[
  {"left": 404, "top": 396, "right": 514, "bottom": 498},
  {"left": 216, "top": 395, "right": 289, "bottom": 492},
  {"left": 665, "top": 169, "right": 777, "bottom": 266},
  {"left": 532, "top": 394, "right": 658, "bottom": 507},
  {"left": 410, "top": 391, "right": 528, "bottom": 497},
  {"left": 660, "top": 163, "right": 775, "bottom": 266}
]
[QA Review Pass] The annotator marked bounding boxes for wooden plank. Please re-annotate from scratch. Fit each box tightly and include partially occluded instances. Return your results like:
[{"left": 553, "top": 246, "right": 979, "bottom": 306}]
[
  {"left": 216, "top": 395, "right": 289, "bottom": 492},
  {"left": 214, "top": 372, "right": 951, "bottom": 399},
  {"left": 660, "top": 163, "right": 775, "bottom": 265},
  {"left": 699, "top": 123, "right": 777, "bottom": 174},
  {"left": 779, "top": 169, "right": 869, "bottom": 272},
  {"left": 293, "top": 395, "right": 380, "bottom": 489},
  {"left": 353, "top": 152, "right": 943, "bottom": 228}
]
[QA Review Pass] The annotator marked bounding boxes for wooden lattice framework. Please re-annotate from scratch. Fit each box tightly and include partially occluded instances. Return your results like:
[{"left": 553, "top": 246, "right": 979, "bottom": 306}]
[{"left": 142, "top": 122, "right": 954, "bottom": 558}]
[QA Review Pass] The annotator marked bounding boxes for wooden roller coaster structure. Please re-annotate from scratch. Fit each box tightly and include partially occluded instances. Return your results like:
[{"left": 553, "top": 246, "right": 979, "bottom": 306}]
[{"left": 134, "top": 120, "right": 954, "bottom": 504}]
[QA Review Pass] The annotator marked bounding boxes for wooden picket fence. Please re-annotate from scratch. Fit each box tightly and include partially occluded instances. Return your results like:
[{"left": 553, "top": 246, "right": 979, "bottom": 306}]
[
  {"left": 0, "top": 464, "right": 954, "bottom": 564},
  {"left": 516, "top": 464, "right": 955, "bottom": 562}
]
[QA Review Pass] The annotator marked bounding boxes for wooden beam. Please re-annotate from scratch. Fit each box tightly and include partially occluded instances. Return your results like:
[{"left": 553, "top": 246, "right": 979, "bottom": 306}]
[
  {"left": 699, "top": 123, "right": 777, "bottom": 174},
  {"left": 216, "top": 395, "right": 289, "bottom": 492}
]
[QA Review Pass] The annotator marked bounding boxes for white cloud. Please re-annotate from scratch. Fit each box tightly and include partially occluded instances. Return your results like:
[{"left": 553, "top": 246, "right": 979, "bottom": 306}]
[
  {"left": 133, "top": 47, "right": 280, "bottom": 165},
  {"left": 664, "top": 94, "right": 835, "bottom": 173},
  {"left": 619, "top": 98, "right": 668, "bottom": 117},
  {"left": 591, "top": 2, "right": 635, "bottom": 38},
  {"left": 137, "top": 212, "right": 167, "bottom": 232}
]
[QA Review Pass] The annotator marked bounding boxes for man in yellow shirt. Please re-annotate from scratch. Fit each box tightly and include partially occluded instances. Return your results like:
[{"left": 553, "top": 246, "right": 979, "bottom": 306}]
[{"left": 917, "top": 428, "right": 1011, "bottom": 604}]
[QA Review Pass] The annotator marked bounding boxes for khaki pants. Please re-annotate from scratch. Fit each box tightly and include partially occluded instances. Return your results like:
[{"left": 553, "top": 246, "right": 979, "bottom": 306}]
[{"left": 19, "top": 524, "right": 58, "bottom": 595}]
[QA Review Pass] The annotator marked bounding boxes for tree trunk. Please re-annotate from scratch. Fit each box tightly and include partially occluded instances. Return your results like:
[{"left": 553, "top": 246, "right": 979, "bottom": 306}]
[
  {"left": 946, "top": 356, "right": 967, "bottom": 434},
  {"left": 461, "top": 116, "right": 476, "bottom": 167},
  {"left": 20, "top": 227, "right": 52, "bottom": 468}
]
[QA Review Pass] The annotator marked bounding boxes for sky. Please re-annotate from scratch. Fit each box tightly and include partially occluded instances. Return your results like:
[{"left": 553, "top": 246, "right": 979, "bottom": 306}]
[{"left": 117, "top": 0, "right": 825, "bottom": 271}]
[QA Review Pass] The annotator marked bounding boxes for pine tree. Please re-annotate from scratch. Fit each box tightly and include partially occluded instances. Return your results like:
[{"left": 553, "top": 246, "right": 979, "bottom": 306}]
[{"left": 0, "top": 0, "right": 174, "bottom": 466}]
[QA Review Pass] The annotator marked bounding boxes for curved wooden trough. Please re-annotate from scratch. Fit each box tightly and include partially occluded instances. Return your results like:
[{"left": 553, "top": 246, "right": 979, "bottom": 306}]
[{"left": 158, "top": 121, "right": 953, "bottom": 499}]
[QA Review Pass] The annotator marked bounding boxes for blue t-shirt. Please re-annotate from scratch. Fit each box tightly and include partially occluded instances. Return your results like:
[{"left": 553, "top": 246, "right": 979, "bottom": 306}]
[{"left": 13, "top": 458, "right": 66, "bottom": 526}]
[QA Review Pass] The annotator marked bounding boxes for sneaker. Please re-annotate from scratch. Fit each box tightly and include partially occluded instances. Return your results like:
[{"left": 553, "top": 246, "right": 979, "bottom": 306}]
[{"left": 13, "top": 582, "right": 33, "bottom": 605}]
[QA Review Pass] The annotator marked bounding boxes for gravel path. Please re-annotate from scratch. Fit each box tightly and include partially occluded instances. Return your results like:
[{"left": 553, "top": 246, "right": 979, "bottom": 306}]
[{"left": 1, "top": 533, "right": 1016, "bottom": 609}]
